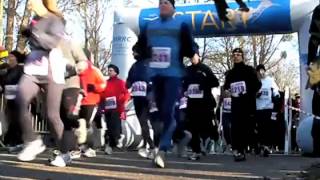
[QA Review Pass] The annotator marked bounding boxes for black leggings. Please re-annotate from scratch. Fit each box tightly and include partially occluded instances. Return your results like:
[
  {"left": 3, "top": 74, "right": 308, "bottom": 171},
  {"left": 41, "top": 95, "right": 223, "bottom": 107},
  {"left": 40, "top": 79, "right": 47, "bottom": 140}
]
[
  {"left": 104, "top": 111, "right": 122, "bottom": 148},
  {"left": 133, "top": 97, "right": 155, "bottom": 149},
  {"left": 60, "top": 88, "right": 82, "bottom": 153},
  {"left": 3, "top": 100, "right": 22, "bottom": 146},
  {"left": 60, "top": 88, "right": 82, "bottom": 130}
]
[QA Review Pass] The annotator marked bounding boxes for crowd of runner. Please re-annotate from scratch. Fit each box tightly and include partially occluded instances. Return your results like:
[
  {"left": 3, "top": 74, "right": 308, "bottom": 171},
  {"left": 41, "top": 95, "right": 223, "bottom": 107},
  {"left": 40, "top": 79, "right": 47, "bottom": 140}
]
[{"left": 0, "top": 0, "right": 314, "bottom": 170}]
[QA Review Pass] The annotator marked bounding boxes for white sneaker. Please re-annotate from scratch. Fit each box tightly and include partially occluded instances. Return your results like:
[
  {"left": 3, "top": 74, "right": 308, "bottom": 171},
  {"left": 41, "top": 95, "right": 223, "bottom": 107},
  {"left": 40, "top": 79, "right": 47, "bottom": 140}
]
[
  {"left": 17, "top": 138, "right": 46, "bottom": 162},
  {"left": 116, "top": 134, "right": 125, "bottom": 148},
  {"left": 69, "top": 150, "right": 81, "bottom": 159},
  {"left": 104, "top": 144, "right": 113, "bottom": 155},
  {"left": 138, "top": 148, "right": 149, "bottom": 159},
  {"left": 154, "top": 150, "right": 165, "bottom": 168},
  {"left": 50, "top": 153, "right": 72, "bottom": 167},
  {"left": 83, "top": 148, "right": 96, "bottom": 158},
  {"left": 75, "top": 119, "right": 87, "bottom": 144}
]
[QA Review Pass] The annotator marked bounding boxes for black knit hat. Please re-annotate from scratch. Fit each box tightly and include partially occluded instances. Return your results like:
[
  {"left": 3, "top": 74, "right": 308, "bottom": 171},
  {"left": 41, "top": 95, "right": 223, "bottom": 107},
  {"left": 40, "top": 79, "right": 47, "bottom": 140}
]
[
  {"left": 10, "top": 50, "right": 25, "bottom": 63},
  {"left": 108, "top": 64, "right": 119, "bottom": 75},
  {"left": 232, "top": 48, "right": 243, "bottom": 54},
  {"left": 161, "top": 0, "right": 175, "bottom": 8},
  {"left": 256, "top": 64, "right": 266, "bottom": 71}
]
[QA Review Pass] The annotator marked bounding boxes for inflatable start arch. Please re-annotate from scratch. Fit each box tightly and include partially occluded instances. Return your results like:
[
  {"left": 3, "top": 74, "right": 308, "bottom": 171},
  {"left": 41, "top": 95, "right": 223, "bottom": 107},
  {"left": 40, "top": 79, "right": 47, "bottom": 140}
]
[{"left": 110, "top": 0, "right": 319, "bottom": 153}]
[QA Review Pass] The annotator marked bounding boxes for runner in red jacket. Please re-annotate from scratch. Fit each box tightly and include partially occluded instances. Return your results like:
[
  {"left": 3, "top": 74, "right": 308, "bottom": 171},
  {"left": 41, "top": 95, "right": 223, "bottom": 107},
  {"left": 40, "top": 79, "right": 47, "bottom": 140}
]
[{"left": 102, "top": 64, "right": 130, "bottom": 154}]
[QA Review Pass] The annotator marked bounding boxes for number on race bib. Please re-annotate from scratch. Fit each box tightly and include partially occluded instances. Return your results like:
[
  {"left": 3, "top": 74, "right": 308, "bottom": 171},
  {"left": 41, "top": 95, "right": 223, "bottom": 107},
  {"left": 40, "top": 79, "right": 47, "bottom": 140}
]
[
  {"left": 150, "top": 47, "right": 171, "bottom": 68},
  {"left": 223, "top": 98, "right": 232, "bottom": 110},
  {"left": 105, "top": 96, "right": 117, "bottom": 110},
  {"left": 260, "top": 88, "right": 270, "bottom": 99},
  {"left": 230, "top": 81, "right": 247, "bottom": 97},
  {"left": 4, "top": 85, "right": 18, "bottom": 100},
  {"left": 131, "top": 81, "right": 147, "bottom": 97},
  {"left": 187, "top": 84, "right": 204, "bottom": 99}
]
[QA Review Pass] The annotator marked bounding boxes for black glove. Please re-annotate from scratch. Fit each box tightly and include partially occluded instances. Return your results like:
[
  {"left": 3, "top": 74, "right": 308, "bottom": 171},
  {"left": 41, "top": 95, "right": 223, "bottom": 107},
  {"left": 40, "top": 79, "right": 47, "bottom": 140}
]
[
  {"left": 256, "top": 91, "right": 262, "bottom": 98},
  {"left": 87, "top": 84, "right": 95, "bottom": 92},
  {"left": 65, "top": 65, "right": 77, "bottom": 79},
  {"left": 21, "top": 28, "right": 32, "bottom": 38}
]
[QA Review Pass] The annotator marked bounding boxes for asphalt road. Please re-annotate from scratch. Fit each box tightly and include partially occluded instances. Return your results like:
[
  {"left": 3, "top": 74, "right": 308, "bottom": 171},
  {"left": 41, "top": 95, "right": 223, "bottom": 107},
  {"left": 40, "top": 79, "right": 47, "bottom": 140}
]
[{"left": 0, "top": 150, "right": 318, "bottom": 180}]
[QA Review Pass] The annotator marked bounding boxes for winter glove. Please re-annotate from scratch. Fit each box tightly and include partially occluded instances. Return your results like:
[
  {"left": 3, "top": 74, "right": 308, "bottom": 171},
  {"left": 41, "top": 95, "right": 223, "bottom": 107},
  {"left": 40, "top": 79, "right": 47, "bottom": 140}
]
[
  {"left": 87, "top": 84, "right": 95, "bottom": 93},
  {"left": 120, "top": 112, "right": 126, "bottom": 120},
  {"left": 256, "top": 91, "right": 262, "bottom": 98},
  {"left": 65, "top": 64, "right": 77, "bottom": 79}
]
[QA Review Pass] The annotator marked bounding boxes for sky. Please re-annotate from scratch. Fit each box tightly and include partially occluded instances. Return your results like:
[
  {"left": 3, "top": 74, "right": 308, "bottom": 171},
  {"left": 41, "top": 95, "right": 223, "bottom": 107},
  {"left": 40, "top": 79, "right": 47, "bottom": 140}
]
[{"left": 63, "top": 0, "right": 300, "bottom": 89}]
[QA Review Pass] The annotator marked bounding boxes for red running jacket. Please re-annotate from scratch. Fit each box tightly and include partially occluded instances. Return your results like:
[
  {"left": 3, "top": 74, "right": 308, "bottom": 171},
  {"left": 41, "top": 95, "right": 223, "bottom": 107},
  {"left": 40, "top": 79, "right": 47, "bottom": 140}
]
[{"left": 102, "top": 76, "right": 130, "bottom": 114}]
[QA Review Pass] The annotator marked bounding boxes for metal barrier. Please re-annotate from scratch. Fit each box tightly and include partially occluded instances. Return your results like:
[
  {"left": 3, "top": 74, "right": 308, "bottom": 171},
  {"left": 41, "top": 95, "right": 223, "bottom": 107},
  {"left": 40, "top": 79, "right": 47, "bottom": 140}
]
[{"left": 0, "top": 94, "right": 50, "bottom": 136}]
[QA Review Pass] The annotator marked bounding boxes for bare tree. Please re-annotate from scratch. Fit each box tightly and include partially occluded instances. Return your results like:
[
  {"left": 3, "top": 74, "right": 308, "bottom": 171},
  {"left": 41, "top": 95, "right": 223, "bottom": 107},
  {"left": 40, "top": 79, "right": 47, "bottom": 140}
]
[
  {"left": 16, "top": 0, "right": 31, "bottom": 52},
  {"left": 197, "top": 34, "right": 292, "bottom": 82},
  {"left": 75, "top": 0, "right": 111, "bottom": 73},
  {"left": 5, "top": 0, "right": 16, "bottom": 51},
  {"left": 270, "top": 61, "right": 299, "bottom": 93}
]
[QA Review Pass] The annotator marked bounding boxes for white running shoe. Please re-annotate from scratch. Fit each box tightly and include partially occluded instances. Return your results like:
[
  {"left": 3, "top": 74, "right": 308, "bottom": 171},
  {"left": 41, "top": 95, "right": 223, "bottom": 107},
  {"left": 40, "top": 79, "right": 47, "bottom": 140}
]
[
  {"left": 154, "top": 150, "right": 165, "bottom": 168},
  {"left": 69, "top": 150, "right": 81, "bottom": 159},
  {"left": 50, "top": 153, "right": 72, "bottom": 167},
  {"left": 75, "top": 119, "right": 87, "bottom": 144},
  {"left": 116, "top": 134, "right": 125, "bottom": 148},
  {"left": 83, "top": 148, "right": 96, "bottom": 158},
  {"left": 17, "top": 138, "right": 46, "bottom": 162},
  {"left": 138, "top": 148, "right": 149, "bottom": 159},
  {"left": 104, "top": 144, "right": 113, "bottom": 155}
]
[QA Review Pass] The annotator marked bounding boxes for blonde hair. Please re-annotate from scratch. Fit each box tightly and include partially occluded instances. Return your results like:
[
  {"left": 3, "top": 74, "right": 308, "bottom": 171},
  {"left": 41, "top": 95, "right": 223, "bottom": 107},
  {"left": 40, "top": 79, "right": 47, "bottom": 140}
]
[{"left": 42, "top": 0, "right": 63, "bottom": 18}]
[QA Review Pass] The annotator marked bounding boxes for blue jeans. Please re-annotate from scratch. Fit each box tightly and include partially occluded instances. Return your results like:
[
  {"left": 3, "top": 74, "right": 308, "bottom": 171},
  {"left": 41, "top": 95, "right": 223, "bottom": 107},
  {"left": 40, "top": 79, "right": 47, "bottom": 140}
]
[{"left": 152, "top": 76, "right": 181, "bottom": 151}]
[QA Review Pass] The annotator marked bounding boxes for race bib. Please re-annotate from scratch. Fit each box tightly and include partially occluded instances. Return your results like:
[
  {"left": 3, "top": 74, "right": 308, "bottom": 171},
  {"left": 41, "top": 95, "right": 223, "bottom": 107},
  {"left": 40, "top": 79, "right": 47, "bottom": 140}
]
[
  {"left": 179, "top": 97, "right": 188, "bottom": 109},
  {"left": 131, "top": 81, "right": 147, "bottom": 97},
  {"left": 260, "top": 88, "right": 270, "bottom": 99},
  {"left": 230, "top": 81, "right": 247, "bottom": 97},
  {"left": 4, "top": 85, "right": 18, "bottom": 100},
  {"left": 24, "top": 51, "right": 49, "bottom": 76},
  {"left": 105, "top": 96, "right": 117, "bottom": 110},
  {"left": 187, "top": 84, "right": 204, "bottom": 99},
  {"left": 223, "top": 98, "right": 232, "bottom": 110},
  {"left": 150, "top": 47, "right": 171, "bottom": 68}
]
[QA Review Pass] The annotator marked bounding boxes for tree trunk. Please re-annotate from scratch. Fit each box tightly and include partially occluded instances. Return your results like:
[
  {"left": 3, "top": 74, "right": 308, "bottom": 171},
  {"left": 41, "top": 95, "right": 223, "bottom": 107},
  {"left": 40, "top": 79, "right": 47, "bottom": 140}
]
[
  {"left": 252, "top": 36, "right": 257, "bottom": 68},
  {"left": 0, "top": 0, "right": 4, "bottom": 45},
  {"left": 5, "top": 0, "right": 16, "bottom": 51},
  {"left": 16, "top": 0, "right": 31, "bottom": 52}
]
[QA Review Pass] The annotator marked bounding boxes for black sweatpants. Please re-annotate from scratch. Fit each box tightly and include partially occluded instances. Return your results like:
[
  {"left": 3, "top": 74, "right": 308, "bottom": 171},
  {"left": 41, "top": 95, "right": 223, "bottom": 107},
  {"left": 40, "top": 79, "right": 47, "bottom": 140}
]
[
  {"left": 133, "top": 97, "right": 154, "bottom": 149},
  {"left": 187, "top": 109, "right": 218, "bottom": 153},
  {"left": 222, "top": 112, "right": 232, "bottom": 145},
  {"left": 104, "top": 111, "right": 122, "bottom": 148},
  {"left": 231, "top": 108, "right": 252, "bottom": 154},
  {"left": 4, "top": 100, "right": 22, "bottom": 146},
  {"left": 256, "top": 109, "right": 273, "bottom": 147}
]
